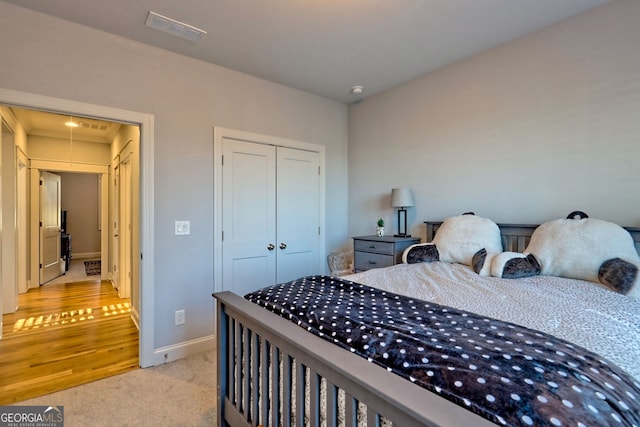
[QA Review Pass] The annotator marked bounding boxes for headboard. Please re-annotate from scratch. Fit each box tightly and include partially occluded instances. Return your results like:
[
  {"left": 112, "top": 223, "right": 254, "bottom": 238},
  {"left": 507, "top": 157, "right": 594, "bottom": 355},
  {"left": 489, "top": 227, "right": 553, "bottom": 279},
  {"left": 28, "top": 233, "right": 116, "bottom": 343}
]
[{"left": 425, "top": 221, "right": 640, "bottom": 256}]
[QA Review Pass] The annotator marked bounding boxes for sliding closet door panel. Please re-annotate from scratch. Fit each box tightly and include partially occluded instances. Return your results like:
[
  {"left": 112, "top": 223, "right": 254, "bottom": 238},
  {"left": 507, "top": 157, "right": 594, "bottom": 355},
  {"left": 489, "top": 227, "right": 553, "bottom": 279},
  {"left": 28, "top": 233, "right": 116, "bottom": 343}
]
[
  {"left": 276, "top": 147, "right": 321, "bottom": 283},
  {"left": 222, "top": 139, "right": 276, "bottom": 295}
]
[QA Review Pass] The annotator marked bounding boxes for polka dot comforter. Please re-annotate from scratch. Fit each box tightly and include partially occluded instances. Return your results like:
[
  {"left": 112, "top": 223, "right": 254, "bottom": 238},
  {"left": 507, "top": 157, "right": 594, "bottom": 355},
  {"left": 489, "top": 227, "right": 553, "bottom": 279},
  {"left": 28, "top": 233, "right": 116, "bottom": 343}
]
[{"left": 245, "top": 264, "right": 640, "bottom": 427}]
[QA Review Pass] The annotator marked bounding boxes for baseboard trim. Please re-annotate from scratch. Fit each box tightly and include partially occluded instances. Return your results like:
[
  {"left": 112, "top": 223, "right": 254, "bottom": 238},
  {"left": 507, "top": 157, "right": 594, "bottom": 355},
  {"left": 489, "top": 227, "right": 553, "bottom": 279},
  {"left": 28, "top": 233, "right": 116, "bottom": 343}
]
[
  {"left": 151, "top": 335, "right": 215, "bottom": 366},
  {"left": 73, "top": 252, "right": 101, "bottom": 260},
  {"left": 130, "top": 306, "right": 140, "bottom": 331}
]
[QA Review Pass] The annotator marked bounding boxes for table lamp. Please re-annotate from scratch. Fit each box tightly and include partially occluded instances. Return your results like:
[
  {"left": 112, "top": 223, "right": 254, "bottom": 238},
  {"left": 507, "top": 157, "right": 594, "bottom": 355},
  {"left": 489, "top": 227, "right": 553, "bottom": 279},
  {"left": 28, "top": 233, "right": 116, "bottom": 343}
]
[{"left": 391, "top": 188, "right": 414, "bottom": 237}]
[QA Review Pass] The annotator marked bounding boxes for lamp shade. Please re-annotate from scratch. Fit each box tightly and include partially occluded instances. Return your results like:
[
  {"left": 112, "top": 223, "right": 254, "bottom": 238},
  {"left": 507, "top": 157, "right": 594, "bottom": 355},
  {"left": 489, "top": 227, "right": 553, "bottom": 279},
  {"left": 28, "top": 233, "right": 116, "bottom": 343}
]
[{"left": 391, "top": 188, "right": 414, "bottom": 208}]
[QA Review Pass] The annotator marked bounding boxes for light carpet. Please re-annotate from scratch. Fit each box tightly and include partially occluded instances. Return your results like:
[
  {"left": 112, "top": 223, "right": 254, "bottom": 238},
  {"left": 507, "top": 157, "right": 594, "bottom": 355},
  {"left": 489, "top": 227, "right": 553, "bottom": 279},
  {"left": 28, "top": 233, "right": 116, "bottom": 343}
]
[{"left": 13, "top": 350, "right": 217, "bottom": 427}]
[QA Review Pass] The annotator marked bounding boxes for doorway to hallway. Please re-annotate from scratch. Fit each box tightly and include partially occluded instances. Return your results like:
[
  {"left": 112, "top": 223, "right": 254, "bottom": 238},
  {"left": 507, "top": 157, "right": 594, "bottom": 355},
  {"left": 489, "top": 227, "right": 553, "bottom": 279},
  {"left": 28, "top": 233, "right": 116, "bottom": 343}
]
[{"left": 0, "top": 87, "right": 155, "bottom": 368}]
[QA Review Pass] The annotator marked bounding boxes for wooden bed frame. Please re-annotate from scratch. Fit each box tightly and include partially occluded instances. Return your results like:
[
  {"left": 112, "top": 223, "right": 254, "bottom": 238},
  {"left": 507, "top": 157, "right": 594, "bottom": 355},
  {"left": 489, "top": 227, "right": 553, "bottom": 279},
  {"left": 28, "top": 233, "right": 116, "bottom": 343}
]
[{"left": 215, "top": 222, "right": 640, "bottom": 427}]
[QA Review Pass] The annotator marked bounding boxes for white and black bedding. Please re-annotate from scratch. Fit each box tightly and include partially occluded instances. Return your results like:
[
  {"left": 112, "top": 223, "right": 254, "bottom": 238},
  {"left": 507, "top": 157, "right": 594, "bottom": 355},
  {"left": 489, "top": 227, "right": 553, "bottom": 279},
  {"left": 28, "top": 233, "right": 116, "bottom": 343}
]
[
  {"left": 246, "top": 272, "right": 640, "bottom": 426},
  {"left": 347, "top": 262, "right": 640, "bottom": 382}
]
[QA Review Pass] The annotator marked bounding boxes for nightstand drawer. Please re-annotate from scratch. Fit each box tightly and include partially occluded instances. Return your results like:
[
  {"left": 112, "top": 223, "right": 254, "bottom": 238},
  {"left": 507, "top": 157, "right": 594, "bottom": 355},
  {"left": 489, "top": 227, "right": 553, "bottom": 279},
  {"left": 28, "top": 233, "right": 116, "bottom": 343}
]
[
  {"left": 354, "top": 239, "right": 394, "bottom": 255},
  {"left": 352, "top": 235, "right": 421, "bottom": 273},
  {"left": 354, "top": 252, "right": 394, "bottom": 271}
]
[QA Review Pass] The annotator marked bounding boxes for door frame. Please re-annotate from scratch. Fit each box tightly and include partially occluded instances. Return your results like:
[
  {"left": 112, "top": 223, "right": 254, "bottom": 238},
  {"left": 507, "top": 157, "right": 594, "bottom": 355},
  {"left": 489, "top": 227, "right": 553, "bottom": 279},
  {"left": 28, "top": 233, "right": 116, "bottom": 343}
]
[
  {"left": 213, "top": 126, "right": 326, "bottom": 294},
  {"left": 1, "top": 117, "right": 18, "bottom": 315},
  {"left": 112, "top": 156, "right": 121, "bottom": 291},
  {"left": 118, "top": 150, "right": 133, "bottom": 299},
  {"left": 17, "top": 148, "right": 28, "bottom": 295},
  {"left": 0, "top": 87, "right": 155, "bottom": 368},
  {"left": 30, "top": 166, "right": 108, "bottom": 286}
]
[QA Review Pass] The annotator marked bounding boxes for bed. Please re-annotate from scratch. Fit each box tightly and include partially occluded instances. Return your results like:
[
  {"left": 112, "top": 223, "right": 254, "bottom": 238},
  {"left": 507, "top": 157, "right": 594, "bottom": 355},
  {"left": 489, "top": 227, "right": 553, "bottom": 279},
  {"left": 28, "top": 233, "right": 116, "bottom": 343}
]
[{"left": 214, "top": 220, "right": 640, "bottom": 426}]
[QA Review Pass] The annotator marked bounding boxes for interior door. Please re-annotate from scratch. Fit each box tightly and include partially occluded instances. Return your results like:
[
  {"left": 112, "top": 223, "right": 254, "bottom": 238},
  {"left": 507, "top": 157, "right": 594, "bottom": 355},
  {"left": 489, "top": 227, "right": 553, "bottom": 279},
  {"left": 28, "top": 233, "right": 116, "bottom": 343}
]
[
  {"left": 276, "top": 147, "right": 321, "bottom": 283},
  {"left": 221, "top": 138, "right": 276, "bottom": 295},
  {"left": 17, "top": 152, "right": 28, "bottom": 294},
  {"left": 119, "top": 153, "right": 133, "bottom": 298},
  {"left": 112, "top": 161, "right": 120, "bottom": 291},
  {"left": 40, "top": 171, "right": 62, "bottom": 284}
]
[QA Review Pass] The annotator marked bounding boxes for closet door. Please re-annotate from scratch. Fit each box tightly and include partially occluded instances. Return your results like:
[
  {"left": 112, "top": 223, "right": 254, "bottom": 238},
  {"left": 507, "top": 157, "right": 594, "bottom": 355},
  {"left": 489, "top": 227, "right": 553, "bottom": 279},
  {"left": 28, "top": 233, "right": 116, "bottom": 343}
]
[
  {"left": 276, "top": 147, "right": 320, "bottom": 283},
  {"left": 221, "top": 139, "right": 276, "bottom": 296}
]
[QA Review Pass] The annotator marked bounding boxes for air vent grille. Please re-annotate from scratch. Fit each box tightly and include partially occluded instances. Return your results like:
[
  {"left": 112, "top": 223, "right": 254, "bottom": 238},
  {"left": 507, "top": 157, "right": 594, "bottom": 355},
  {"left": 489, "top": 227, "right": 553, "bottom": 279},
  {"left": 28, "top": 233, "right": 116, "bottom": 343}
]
[
  {"left": 79, "top": 121, "right": 109, "bottom": 131},
  {"left": 145, "top": 11, "right": 206, "bottom": 43}
]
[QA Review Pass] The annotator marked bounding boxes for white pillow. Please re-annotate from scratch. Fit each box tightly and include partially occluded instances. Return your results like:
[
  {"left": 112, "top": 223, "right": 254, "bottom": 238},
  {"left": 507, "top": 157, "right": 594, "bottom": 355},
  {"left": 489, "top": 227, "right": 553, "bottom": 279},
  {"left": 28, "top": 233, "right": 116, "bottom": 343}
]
[
  {"left": 432, "top": 214, "right": 503, "bottom": 268},
  {"left": 525, "top": 217, "right": 640, "bottom": 295}
]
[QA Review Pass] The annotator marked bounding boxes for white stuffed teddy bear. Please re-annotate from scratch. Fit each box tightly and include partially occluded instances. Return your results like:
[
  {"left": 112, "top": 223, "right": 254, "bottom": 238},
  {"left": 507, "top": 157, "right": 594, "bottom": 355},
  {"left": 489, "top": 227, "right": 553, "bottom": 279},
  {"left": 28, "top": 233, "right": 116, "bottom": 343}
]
[
  {"left": 490, "top": 211, "right": 640, "bottom": 297},
  {"left": 403, "top": 212, "right": 503, "bottom": 274}
]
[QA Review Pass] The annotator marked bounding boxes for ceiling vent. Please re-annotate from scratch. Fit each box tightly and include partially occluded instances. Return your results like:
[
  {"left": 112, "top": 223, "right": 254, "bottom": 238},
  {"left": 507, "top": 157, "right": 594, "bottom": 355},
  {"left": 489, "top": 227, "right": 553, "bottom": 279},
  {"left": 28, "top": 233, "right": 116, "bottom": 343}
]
[
  {"left": 145, "top": 11, "right": 207, "bottom": 43},
  {"left": 78, "top": 120, "right": 110, "bottom": 131}
]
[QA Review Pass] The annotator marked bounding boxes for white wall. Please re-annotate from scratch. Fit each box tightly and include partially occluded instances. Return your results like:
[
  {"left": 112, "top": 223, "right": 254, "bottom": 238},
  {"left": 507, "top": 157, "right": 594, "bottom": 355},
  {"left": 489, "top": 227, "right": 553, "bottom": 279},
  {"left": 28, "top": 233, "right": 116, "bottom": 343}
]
[
  {"left": 348, "top": 0, "right": 640, "bottom": 238},
  {"left": 0, "top": 2, "right": 349, "bottom": 349},
  {"left": 59, "top": 173, "right": 101, "bottom": 257},
  {"left": 28, "top": 135, "right": 111, "bottom": 164}
]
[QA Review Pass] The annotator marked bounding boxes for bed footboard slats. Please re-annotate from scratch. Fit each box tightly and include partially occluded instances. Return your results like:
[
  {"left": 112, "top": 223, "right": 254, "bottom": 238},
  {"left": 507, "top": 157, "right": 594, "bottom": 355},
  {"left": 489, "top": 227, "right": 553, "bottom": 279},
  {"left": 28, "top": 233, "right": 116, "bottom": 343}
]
[
  {"left": 309, "top": 370, "right": 320, "bottom": 426},
  {"left": 251, "top": 333, "right": 260, "bottom": 422},
  {"left": 216, "top": 291, "right": 496, "bottom": 427},
  {"left": 295, "top": 360, "right": 305, "bottom": 426},
  {"left": 217, "top": 296, "right": 388, "bottom": 427},
  {"left": 260, "top": 338, "right": 269, "bottom": 423},
  {"left": 243, "top": 327, "right": 251, "bottom": 418},
  {"left": 344, "top": 393, "right": 356, "bottom": 427},
  {"left": 326, "top": 383, "right": 337, "bottom": 427},
  {"left": 220, "top": 320, "right": 360, "bottom": 426},
  {"left": 271, "top": 344, "right": 280, "bottom": 426},
  {"left": 366, "top": 409, "right": 380, "bottom": 427},
  {"left": 282, "top": 354, "right": 292, "bottom": 426}
]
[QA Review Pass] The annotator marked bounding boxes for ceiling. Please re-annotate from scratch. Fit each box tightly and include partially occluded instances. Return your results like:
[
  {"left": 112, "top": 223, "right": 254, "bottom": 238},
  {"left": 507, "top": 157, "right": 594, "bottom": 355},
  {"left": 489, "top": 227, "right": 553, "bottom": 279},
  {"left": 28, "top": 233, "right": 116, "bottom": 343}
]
[
  {"left": 10, "top": 108, "right": 122, "bottom": 143},
  {"left": 4, "top": 0, "right": 610, "bottom": 103}
]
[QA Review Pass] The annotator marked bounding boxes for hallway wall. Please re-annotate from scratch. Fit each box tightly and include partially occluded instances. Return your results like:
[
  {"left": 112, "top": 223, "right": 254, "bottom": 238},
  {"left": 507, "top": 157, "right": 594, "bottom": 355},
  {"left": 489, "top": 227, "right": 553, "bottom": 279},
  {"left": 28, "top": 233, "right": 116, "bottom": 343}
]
[{"left": 59, "top": 172, "right": 100, "bottom": 258}]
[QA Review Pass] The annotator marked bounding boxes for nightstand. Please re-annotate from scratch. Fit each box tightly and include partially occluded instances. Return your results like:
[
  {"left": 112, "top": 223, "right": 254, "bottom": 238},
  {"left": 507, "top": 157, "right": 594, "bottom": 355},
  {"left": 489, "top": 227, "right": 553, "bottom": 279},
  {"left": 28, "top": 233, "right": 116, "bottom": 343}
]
[{"left": 353, "top": 235, "right": 421, "bottom": 272}]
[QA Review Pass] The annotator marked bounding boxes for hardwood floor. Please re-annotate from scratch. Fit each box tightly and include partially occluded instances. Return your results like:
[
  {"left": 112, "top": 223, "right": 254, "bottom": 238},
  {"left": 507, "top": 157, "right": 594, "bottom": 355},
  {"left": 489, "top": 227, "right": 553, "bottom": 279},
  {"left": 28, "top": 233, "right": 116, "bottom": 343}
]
[{"left": 0, "top": 277, "right": 139, "bottom": 405}]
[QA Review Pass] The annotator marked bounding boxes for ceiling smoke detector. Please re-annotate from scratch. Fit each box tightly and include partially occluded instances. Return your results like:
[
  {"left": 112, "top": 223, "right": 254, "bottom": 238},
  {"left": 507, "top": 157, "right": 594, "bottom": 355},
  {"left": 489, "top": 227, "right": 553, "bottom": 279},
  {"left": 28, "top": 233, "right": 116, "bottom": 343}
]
[
  {"left": 145, "top": 11, "right": 207, "bottom": 43},
  {"left": 351, "top": 85, "right": 364, "bottom": 95}
]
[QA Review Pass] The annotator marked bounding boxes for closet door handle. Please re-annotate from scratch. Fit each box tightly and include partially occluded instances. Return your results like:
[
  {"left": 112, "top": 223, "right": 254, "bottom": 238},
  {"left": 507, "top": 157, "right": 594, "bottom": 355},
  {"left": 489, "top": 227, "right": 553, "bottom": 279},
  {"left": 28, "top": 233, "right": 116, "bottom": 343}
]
[
  {"left": 279, "top": 243, "right": 287, "bottom": 250},
  {"left": 267, "top": 244, "right": 275, "bottom": 251}
]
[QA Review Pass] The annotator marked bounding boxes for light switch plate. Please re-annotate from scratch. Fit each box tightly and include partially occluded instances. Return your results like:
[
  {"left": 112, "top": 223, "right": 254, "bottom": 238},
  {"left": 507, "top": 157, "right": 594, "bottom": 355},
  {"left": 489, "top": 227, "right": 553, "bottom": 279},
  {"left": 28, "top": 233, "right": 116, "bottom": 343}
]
[
  {"left": 175, "top": 309, "right": 185, "bottom": 325},
  {"left": 175, "top": 220, "right": 190, "bottom": 235}
]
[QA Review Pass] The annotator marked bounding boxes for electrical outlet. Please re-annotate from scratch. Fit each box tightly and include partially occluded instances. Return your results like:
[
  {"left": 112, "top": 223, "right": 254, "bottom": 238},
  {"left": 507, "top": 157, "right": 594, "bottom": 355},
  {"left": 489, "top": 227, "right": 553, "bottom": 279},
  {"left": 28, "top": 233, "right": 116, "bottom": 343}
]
[{"left": 175, "top": 309, "right": 185, "bottom": 325}]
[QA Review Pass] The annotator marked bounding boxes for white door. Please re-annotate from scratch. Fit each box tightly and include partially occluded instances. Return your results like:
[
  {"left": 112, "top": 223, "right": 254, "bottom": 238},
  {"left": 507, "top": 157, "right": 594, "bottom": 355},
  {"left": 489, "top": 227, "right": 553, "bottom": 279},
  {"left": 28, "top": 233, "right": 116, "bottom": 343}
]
[
  {"left": 276, "top": 147, "right": 320, "bottom": 283},
  {"left": 40, "top": 171, "right": 62, "bottom": 284},
  {"left": 222, "top": 138, "right": 276, "bottom": 296},
  {"left": 119, "top": 153, "right": 133, "bottom": 299},
  {"left": 221, "top": 138, "right": 321, "bottom": 295},
  {"left": 17, "top": 153, "right": 28, "bottom": 294},
  {"left": 112, "top": 162, "right": 120, "bottom": 291}
]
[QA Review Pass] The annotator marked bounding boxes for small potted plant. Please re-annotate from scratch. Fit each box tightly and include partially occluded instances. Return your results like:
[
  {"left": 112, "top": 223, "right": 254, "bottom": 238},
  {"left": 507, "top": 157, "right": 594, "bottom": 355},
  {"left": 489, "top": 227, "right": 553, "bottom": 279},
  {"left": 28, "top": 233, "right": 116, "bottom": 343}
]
[{"left": 376, "top": 218, "right": 385, "bottom": 237}]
